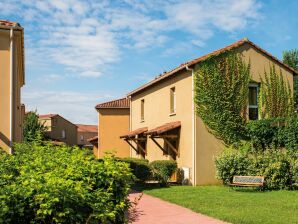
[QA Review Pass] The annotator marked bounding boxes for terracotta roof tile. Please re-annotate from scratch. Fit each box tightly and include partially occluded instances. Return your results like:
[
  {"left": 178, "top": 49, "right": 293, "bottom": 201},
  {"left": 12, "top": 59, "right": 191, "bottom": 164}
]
[
  {"left": 128, "top": 38, "right": 298, "bottom": 96},
  {"left": 0, "top": 20, "right": 20, "bottom": 28},
  {"left": 87, "top": 136, "right": 98, "bottom": 143},
  {"left": 39, "top": 114, "right": 58, "bottom": 119},
  {"left": 76, "top": 124, "right": 98, "bottom": 133},
  {"left": 120, "top": 127, "right": 148, "bottom": 139},
  {"left": 96, "top": 97, "right": 129, "bottom": 109},
  {"left": 146, "top": 121, "right": 181, "bottom": 136}
]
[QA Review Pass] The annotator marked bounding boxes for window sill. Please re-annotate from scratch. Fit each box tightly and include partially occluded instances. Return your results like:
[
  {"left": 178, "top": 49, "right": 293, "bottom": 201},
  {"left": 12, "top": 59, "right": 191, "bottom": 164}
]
[
  {"left": 169, "top": 112, "right": 176, "bottom": 116},
  {"left": 140, "top": 120, "right": 145, "bottom": 123}
]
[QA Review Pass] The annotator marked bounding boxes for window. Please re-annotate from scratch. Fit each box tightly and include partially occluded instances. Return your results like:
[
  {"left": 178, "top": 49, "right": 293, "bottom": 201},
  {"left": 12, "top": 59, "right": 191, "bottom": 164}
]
[
  {"left": 141, "top": 99, "right": 145, "bottom": 121},
  {"left": 62, "top": 130, "right": 66, "bottom": 139},
  {"left": 170, "top": 87, "right": 176, "bottom": 114},
  {"left": 80, "top": 135, "right": 84, "bottom": 141},
  {"left": 248, "top": 84, "right": 259, "bottom": 120}
]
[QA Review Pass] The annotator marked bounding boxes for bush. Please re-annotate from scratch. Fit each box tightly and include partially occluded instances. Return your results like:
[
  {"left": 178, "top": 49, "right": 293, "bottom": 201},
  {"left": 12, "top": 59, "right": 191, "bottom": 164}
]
[
  {"left": 215, "top": 147, "right": 251, "bottom": 184},
  {"left": 246, "top": 118, "right": 282, "bottom": 150},
  {"left": 0, "top": 143, "right": 134, "bottom": 223},
  {"left": 278, "top": 115, "right": 298, "bottom": 150},
  {"left": 215, "top": 147, "right": 297, "bottom": 190},
  {"left": 119, "top": 158, "right": 151, "bottom": 182},
  {"left": 150, "top": 160, "right": 177, "bottom": 186}
]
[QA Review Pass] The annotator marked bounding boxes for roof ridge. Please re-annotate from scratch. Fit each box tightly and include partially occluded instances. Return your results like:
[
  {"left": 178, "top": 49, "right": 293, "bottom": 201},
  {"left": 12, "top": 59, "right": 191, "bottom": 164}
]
[
  {"left": 127, "top": 38, "right": 297, "bottom": 96},
  {"left": 95, "top": 97, "right": 130, "bottom": 109}
]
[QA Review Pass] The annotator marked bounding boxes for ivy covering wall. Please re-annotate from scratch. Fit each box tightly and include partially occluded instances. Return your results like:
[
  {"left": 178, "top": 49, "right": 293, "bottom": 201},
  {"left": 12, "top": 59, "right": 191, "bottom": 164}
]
[
  {"left": 194, "top": 51, "right": 294, "bottom": 145},
  {"left": 259, "top": 65, "right": 293, "bottom": 119},
  {"left": 194, "top": 52, "right": 250, "bottom": 145}
]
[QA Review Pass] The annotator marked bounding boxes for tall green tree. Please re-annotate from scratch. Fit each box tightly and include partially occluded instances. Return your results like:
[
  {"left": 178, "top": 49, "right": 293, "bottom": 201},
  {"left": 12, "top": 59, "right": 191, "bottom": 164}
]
[
  {"left": 23, "top": 111, "right": 47, "bottom": 142},
  {"left": 282, "top": 49, "right": 298, "bottom": 109}
]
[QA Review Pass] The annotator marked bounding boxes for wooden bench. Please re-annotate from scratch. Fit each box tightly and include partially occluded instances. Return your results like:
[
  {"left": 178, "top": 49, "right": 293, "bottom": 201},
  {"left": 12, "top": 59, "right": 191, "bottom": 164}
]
[{"left": 229, "top": 176, "right": 265, "bottom": 188}]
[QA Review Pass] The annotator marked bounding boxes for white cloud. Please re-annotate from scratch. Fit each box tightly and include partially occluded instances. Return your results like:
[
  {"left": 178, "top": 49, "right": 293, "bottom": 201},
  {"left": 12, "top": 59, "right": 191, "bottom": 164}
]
[{"left": 23, "top": 89, "right": 114, "bottom": 124}]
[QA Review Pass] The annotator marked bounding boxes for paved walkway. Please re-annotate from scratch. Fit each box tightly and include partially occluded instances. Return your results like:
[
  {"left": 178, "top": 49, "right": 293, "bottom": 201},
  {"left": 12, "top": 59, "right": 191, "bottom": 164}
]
[{"left": 128, "top": 192, "right": 229, "bottom": 224}]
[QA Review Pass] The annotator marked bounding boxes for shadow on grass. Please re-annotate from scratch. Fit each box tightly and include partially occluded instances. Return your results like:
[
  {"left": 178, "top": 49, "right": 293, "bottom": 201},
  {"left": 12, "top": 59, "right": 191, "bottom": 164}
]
[{"left": 132, "top": 182, "right": 180, "bottom": 192}]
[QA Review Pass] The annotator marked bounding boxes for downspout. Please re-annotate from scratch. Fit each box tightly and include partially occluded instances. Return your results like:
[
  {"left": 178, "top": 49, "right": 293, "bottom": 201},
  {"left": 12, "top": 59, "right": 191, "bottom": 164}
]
[
  {"left": 129, "top": 96, "right": 132, "bottom": 158},
  {"left": 186, "top": 65, "right": 196, "bottom": 186},
  {"left": 9, "top": 28, "right": 14, "bottom": 154}
]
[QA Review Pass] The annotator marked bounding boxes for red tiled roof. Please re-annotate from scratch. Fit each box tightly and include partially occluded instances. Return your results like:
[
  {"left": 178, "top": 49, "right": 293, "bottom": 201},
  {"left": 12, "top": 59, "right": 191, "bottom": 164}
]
[
  {"left": 0, "top": 20, "right": 21, "bottom": 28},
  {"left": 39, "top": 114, "right": 58, "bottom": 119},
  {"left": 120, "top": 127, "right": 148, "bottom": 139},
  {"left": 87, "top": 136, "right": 98, "bottom": 143},
  {"left": 128, "top": 38, "right": 298, "bottom": 96},
  {"left": 76, "top": 124, "right": 98, "bottom": 133},
  {"left": 96, "top": 97, "right": 129, "bottom": 109},
  {"left": 146, "top": 121, "right": 181, "bottom": 136}
]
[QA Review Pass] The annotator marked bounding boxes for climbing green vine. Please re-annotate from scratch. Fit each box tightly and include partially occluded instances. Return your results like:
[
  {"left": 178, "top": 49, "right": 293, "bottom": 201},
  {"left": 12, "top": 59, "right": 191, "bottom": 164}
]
[
  {"left": 259, "top": 65, "right": 293, "bottom": 118},
  {"left": 194, "top": 52, "right": 250, "bottom": 145}
]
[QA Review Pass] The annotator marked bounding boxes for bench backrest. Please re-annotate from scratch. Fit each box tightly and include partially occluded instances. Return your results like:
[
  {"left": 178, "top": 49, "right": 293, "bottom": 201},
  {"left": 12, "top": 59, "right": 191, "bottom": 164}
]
[{"left": 233, "top": 176, "right": 264, "bottom": 185}]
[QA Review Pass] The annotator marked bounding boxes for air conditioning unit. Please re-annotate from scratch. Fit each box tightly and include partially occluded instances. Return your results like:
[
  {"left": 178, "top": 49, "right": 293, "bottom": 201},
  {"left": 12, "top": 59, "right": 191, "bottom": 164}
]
[{"left": 181, "top": 167, "right": 190, "bottom": 185}]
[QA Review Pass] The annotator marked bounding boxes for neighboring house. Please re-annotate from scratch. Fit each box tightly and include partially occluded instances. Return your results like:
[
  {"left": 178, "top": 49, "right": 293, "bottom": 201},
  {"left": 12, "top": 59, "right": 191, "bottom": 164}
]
[
  {"left": 94, "top": 98, "right": 130, "bottom": 158},
  {"left": 0, "top": 20, "right": 25, "bottom": 153},
  {"left": 76, "top": 124, "right": 97, "bottom": 148},
  {"left": 39, "top": 114, "right": 77, "bottom": 146},
  {"left": 87, "top": 135, "right": 98, "bottom": 157},
  {"left": 121, "top": 38, "right": 297, "bottom": 186}
]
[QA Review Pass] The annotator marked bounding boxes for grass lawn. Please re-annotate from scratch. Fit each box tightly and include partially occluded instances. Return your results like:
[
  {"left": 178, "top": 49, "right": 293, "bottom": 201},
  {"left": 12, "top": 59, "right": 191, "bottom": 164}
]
[{"left": 138, "top": 185, "right": 298, "bottom": 224}]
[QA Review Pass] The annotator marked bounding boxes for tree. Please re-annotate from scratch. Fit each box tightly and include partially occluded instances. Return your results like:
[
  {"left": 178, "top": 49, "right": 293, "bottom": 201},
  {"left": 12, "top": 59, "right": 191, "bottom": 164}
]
[
  {"left": 282, "top": 49, "right": 298, "bottom": 109},
  {"left": 23, "top": 111, "right": 47, "bottom": 142}
]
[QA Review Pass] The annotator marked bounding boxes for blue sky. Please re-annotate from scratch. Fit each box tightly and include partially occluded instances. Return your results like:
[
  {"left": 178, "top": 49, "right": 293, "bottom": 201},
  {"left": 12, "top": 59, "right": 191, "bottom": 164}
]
[{"left": 0, "top": 0, "right": 297, "bottom": 124}]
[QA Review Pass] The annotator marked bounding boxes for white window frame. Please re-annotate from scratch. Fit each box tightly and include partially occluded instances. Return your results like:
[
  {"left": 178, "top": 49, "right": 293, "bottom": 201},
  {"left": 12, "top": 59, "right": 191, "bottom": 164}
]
[{"left": 248, "top": 83, "right": 259, "bottom": 120}]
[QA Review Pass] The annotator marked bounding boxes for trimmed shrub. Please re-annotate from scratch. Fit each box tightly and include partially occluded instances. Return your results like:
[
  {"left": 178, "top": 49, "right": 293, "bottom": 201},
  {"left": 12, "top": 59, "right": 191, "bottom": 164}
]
[
  {"left": 119, "top": 157, "right": 151, "bottom": 182},
  {"left": 215, "top": 147, "right": 251, "bottom": 184},
  {"left": 150, "top": 160, "right": 177, "bottom": 186},
  {"left": 215, "top": 147, "right": 297, "bottom": 190},
  {"left": 0, "top": 143, "right": 134, "bottom": 223}
]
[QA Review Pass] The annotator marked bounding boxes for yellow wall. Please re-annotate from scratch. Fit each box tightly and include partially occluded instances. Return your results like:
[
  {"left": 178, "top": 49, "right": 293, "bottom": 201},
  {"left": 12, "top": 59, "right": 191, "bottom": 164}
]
[
  {"left": 0, "top": 29, "right": 24, "bottom": 152},
  {"left": 194, "top": 43, "right": 295, "bottom": 185},
  {"left": 131, "top": 70, "right": 194, "bottom": 181},
  {"left": 40, "top": 115, "right": 78, "bottom": 146},
  {"left": 96, "top": 108, "right": 130, "bottom": 158},
  {"left": 130, "top": 43, "right": 295, "bottom": 186}
]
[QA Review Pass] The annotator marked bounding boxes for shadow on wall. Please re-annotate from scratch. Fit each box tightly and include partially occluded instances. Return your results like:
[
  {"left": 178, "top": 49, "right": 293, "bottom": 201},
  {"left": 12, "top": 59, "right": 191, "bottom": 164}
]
[{"left": 0, "top": 131, "right": 10, "bottom": 146}]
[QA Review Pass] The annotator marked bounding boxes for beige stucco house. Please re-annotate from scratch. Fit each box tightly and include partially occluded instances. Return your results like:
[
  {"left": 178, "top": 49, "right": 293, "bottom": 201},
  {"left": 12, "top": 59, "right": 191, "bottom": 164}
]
[
  {"left": 39, "top": 114, "right": 77, "bottom": 146},
  {"left": 76, "top": 124, "right": 97, "bottom": 148},
  {"left": 121, "top": 38, "right": 297, "bottom": 186},
  {"left": 94, "top": 98, "right": 130, "bottom": 158},
  {"left": 0, "top": 20, "right": 25, "bottom": 153}
]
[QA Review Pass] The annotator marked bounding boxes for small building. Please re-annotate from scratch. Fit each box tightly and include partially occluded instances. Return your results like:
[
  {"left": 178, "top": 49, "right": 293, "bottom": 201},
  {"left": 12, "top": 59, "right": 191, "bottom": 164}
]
[
  {"left": 121, "top": 38, "right": 297, "bottom": 186},
  {"left": 87, "top": 136, "right": 98, "bottom": 156},
  {"left": 94, "top": 98, "right": 130, "bottom": 158},
  {"left": 76, "top": 124, "right": 97, "bottom": 148},
  {"left": 0, "top": 20, "right": 25, "bottom": 153},
  {"left": 39, "top": 114, "right": 77, "bottom": 146}
]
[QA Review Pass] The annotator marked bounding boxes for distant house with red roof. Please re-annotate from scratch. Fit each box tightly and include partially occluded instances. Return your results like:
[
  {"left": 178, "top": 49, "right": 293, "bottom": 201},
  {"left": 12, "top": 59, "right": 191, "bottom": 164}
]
[
  {"left": 76, "top": 124, "right": 97, "bottom": 148},
  {"left": 39, "top": 114, "right": 77, "bottom": 146},
  {"left": 94, "top": 97, "right": 130, "bottom": 158}
]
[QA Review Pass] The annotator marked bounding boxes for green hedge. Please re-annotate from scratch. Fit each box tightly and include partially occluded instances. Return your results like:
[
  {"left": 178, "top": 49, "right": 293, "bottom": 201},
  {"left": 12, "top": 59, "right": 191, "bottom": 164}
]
[
  {"left": 215, "top": 147, "right": 298, "bottom": 190},
  {"left": 150, "top": 160, "right": 177, "bottom": 186},
  {"left": 0, "top": 143, "right": 134, "bottom": 223},
  {"left": 118, "top": 157, "right": 151, "bottom": 182},
  {"left": 246, "top": 116, "right": 298, "bottom": 151}
]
